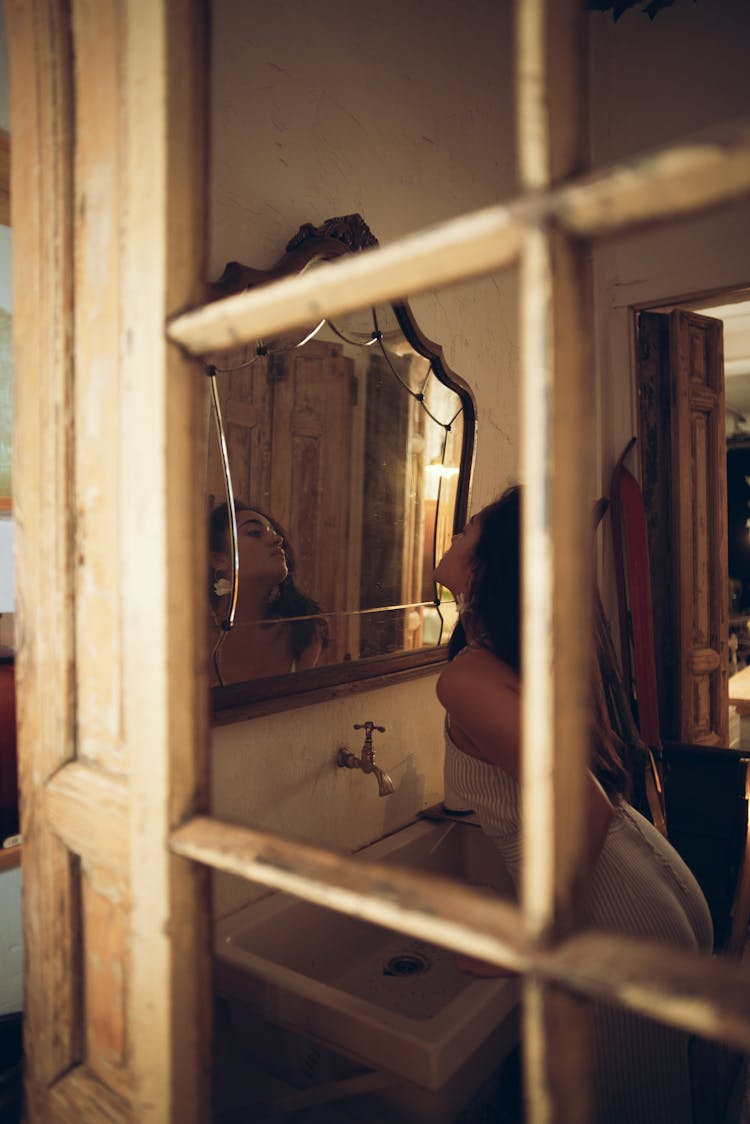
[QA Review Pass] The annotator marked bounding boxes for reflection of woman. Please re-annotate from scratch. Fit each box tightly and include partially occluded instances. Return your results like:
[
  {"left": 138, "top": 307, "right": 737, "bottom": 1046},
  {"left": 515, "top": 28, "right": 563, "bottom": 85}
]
[
  {"left": 209, "top": 502, "right": 326, "bottom": 685},
  {"left": 434, "top": 487, "right": 716, "bottom": 1123}
]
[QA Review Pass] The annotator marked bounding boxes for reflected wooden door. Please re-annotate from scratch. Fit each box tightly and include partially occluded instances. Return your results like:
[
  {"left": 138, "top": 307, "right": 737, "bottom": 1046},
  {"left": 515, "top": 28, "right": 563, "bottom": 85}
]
[
  {"left": 269, "top": 342, "right": 355, "bottom": 663},
  {"left": 207, "top": 340, "right": 357, "bottom": 664}
]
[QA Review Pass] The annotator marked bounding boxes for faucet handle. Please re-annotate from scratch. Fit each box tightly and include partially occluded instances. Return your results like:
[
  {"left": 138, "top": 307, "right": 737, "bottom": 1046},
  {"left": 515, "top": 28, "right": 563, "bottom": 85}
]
[{"left": 354, "top": 721, "right": 386, "bottom": 735}]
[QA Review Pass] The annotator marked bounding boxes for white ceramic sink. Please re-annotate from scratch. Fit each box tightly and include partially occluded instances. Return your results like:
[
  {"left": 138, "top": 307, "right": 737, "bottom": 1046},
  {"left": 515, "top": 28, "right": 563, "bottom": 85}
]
[{"left": 214, "top": 817, "right": 519, "bottom": 1091}]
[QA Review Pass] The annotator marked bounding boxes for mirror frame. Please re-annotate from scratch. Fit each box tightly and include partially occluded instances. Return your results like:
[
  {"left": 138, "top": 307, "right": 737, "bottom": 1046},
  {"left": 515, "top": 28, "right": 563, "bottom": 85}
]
[{"left": 208, "top": 214, "right": 476, "bottom": 723}]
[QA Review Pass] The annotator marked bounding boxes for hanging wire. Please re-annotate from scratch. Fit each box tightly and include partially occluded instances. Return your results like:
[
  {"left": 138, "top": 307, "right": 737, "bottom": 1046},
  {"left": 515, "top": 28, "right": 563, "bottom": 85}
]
[
  {"left": 327, "top": 319, "right": 379, "bottom": 348},
  {"left": 208, "top": 321, "right": 327, "bottom": 376},
  {"left": 371, "top": 307, "right": 463, "bottom": 431},
  {"left": 209, "top": 351, "right": 263, "bottom": 374},
  {"left": 207, "top": 364, "right": 239, "bottom": 687},
  {"left": 208, "top": 309, "right": 463, "bottom": 430}
]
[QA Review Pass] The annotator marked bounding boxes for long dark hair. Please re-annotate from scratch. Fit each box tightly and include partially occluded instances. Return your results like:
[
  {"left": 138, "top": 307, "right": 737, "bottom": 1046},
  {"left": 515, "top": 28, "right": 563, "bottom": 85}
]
[
  {"left": 209, "top": 501, "right": 327, "bottom": 662},
  {"left": 448, "top": 487, "right": 521, "bottom": 670},
  {"left": 449, "top": 486, "right": 628, "bottom": 800}
]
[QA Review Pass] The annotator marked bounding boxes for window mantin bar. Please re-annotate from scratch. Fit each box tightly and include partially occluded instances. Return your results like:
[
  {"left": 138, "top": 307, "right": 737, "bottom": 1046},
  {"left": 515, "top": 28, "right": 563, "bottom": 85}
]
[
  {"left": 517, "top": 0, "right": 594, "bottom": 1117},
  {"left": 170, "top": 815, "right": 750, "bottom": 1053},
  {"left": 168, "top": 202, "right": 524, "bottom": 355},
  {"left": 167, "top": 130, "right": 750, "bottom": 359}
]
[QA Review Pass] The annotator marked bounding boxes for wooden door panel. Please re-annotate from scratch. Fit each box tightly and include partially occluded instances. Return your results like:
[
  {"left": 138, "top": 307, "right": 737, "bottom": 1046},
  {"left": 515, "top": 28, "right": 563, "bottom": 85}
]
[
  {"left": 270, "top": 342, "right": 355, "bottom": 664},
  {"left": 639, "top": 309, "right": 727, "bottom": 746},
  {"left": 290, "top": 432, "right": 322, "bottom": 585},
  {"left": 671, "top": 309, "right": 727, "bottom": 745},
  {"left": 81, "top": 865, "right": 130, "bottom": 1096},
  {"left": 206, "top": 347, "right": 273, "bottom": 508}
]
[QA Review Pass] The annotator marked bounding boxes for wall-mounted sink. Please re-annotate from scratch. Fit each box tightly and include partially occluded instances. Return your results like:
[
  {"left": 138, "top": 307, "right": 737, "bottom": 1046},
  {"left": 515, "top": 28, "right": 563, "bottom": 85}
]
[{"left": 214, "top": 817, "right": 519, "bottom": 1092}]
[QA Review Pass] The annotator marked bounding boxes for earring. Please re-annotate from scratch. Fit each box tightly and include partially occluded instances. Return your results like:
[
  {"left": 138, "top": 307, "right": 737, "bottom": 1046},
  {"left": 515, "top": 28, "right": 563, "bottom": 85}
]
[{"left": 213, "top": 576, "right": 233, "bottom": 597}]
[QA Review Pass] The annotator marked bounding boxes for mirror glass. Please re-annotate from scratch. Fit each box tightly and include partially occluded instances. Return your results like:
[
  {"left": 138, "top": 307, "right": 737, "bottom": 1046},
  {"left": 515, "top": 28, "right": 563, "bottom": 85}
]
[{"left": 205, "top": 219, "right": 475, "bottom": 713}]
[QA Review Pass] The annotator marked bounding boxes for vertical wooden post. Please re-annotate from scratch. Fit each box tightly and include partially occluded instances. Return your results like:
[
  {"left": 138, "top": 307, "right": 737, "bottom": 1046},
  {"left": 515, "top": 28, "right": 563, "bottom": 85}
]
[
  {"left": 8, "top": 0, "right": 211, "bottom": 1118},
  {"left": 121, "top": 2, "right": 211, "bottom": 1120},
  {"left": 6, "top": 2, "right": 80, "bottom": 1116},
  {"left": 517, "top": 1, "right": 595, "bottom": 1120}
]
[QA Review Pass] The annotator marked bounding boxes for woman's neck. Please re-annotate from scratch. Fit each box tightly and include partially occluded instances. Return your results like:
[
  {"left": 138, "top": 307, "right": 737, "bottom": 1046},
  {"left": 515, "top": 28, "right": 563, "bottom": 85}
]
[{"left": 211, "top": 618, "right": 295, "bottom": 685}]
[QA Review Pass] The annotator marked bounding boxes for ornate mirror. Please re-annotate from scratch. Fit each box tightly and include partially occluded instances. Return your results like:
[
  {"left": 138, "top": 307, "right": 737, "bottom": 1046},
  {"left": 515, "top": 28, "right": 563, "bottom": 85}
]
[{"left": 206, "top": 215, "right": 475, "bottom": 721}]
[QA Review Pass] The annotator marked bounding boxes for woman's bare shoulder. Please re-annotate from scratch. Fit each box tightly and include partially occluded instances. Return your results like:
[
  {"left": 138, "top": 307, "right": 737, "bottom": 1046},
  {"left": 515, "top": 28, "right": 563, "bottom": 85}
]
[
  {"left": 437, "top": 646, "right": 520, "bottom": 769},
  {"left": 437, "top": 646, "right": 518, "bottom": 706}
]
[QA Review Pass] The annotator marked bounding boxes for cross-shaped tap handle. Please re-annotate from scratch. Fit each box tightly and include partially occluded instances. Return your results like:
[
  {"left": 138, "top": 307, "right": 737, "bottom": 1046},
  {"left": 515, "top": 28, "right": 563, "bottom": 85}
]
[{"left": 354, "top": 721, "right": 386, "bottom": 736}]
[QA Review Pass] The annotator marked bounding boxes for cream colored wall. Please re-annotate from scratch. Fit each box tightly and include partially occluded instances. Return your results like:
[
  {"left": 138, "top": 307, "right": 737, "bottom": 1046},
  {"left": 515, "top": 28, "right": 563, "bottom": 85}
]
[
  {"left": 588, "top": 0, "right": 750, "bottom": 500},
  {"left": 208, "top": 0, "right": 520, "bottom": 509},
  {"left": 212, "top": 676, "right": 446, "bottom": 917},
  {"left": 588, "top": 0, "right": 750, "bottom": 622},
  {"left": 209, "top": 0, "right": 520, "bottom": 917}
]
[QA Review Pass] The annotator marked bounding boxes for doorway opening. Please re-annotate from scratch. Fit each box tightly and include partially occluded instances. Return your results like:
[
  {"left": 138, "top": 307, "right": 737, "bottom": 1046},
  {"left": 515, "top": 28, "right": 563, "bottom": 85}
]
[
  {"left": 690, "top": 291, "right": 750, "bottom": 746},
  {"left": 635, "top": 286, "right": 750, "bottom": 749}
]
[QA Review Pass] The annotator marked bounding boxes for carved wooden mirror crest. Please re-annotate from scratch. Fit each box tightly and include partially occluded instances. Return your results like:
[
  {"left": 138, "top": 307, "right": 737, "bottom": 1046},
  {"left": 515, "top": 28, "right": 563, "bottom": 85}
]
[{"left": 206, "top": 214, "right": 476, "bottom": 722}]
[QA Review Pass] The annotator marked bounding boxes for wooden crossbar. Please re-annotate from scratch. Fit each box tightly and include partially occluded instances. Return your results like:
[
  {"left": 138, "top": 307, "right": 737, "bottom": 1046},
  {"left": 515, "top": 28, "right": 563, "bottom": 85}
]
[
  {"left": 171, "top": 815, "right": 750, "bottom": 1053},
  {"left": 167, "top": 126, "right": 750, "bottom": 359}
]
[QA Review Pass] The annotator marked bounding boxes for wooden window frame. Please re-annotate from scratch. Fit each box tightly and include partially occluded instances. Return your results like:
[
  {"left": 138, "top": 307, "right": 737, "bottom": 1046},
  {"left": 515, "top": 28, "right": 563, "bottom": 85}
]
[
  {"left": 168, "top": 12, "right": 750, "bottom": 1124},
  {"left": 8, "top": 0, "right": 750, "bottom": 1120}
]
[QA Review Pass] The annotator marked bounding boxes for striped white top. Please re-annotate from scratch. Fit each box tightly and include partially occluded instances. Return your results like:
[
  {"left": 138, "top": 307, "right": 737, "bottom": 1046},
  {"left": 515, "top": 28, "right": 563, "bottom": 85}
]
[{"left": 445, "top": 724, "right": 715, "bottom": 1123}]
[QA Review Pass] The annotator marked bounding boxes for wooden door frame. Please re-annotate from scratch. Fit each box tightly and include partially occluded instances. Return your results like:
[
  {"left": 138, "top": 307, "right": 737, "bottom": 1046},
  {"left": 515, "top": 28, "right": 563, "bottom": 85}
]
[{"left": 7, "top": 1, "right": 212, "bottom": 1119}]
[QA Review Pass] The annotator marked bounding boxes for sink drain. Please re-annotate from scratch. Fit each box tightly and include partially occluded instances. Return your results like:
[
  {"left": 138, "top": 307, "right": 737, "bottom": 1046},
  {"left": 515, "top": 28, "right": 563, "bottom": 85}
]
[{"left": 383, "top": 952, "right": 431, "bottom": 977}]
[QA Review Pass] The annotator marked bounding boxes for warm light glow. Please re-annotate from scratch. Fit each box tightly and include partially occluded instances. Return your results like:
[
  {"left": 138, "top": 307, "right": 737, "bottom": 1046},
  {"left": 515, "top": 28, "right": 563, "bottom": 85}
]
[{"left": 425, "top": 463, "right": 460, "bottom": 479}]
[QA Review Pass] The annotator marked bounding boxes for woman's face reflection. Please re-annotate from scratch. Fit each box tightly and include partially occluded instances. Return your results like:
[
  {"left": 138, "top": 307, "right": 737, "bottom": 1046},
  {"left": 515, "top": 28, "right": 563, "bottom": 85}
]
[{"left": 236, "top": 509, "right": 289, "bottom": 588}]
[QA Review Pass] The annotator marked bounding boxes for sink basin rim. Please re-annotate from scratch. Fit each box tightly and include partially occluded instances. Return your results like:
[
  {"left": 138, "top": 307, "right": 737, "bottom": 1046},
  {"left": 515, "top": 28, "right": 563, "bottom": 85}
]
[{"left": 214, "top": 818, "right": 519, "bottom": 1089}]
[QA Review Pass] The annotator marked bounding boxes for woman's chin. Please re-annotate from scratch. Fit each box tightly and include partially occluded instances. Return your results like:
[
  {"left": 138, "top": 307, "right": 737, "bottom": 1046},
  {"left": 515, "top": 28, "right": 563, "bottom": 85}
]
[{"left": 434, "top": 569, "right": 453, "bottom": 592}]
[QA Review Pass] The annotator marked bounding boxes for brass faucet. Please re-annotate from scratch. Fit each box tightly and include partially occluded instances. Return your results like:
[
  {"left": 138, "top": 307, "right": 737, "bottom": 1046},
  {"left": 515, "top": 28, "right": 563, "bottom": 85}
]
[{"left": 336, "top": 721, "right": 395, "bottom": 797}]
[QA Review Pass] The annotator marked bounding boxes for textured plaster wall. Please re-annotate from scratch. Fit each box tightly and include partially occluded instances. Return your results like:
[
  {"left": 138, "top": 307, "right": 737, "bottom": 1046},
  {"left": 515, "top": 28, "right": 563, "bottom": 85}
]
[
  {"left": 588, "top": 0, "right": 750, "bottom": 624},
  {"left": 209, "top": 0, "right": 522, "bottom": 510},
  {"left": 209, "top": 0, "right": 521, "bottom": 917},
  {"left": 212, "top": 677, "right": 447, "bottom": 917},
  {"left": 588, "top": 0, "right": 750, "bottom": 497}
]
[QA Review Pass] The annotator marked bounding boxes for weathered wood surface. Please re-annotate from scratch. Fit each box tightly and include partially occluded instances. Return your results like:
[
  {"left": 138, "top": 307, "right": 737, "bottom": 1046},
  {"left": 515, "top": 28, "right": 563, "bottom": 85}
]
[
  {"left": 81, "top": 864, "right": 131, "bottom": 1098},
  {"left": 6, "top": 0, "right": 80, "bottom": 1104},
  {"left": 71, "top": 0, "right": 124, "bottom": 777},
  {"left": 47, "top": 1066, "right": 130, "bottom": 1124},
  {"left": 669, "top": 310, "right": 728, "bottom": 746},
  {"left": 517, "top": 2, "right": 593, "bottom": 1119},
  {"left": 45, "top": 762, "right": 129, "bottom": 873},
  {"left": 120, "top": 2, "right": 211, "bottom": 1121}
]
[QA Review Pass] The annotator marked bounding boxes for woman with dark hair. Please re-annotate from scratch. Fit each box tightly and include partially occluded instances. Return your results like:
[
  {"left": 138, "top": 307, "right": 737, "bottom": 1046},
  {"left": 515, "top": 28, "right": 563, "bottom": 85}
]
[
  {"left": 209, "top": 501, "right": 326, "bottom": 686},
  {"left": 434, "top": 486, "right": 715, "bottom": 1123}
]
